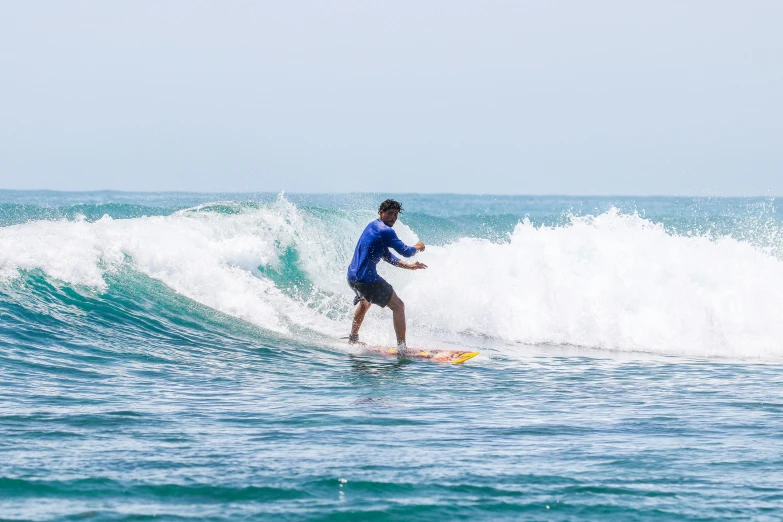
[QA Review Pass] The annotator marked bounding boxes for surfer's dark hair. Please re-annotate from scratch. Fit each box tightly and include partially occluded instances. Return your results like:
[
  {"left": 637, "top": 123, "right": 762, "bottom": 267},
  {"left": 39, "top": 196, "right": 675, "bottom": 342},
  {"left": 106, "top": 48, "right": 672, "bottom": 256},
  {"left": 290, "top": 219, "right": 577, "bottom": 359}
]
[{"left": 379, "top": 199, "right": 403, "bottom": 213}]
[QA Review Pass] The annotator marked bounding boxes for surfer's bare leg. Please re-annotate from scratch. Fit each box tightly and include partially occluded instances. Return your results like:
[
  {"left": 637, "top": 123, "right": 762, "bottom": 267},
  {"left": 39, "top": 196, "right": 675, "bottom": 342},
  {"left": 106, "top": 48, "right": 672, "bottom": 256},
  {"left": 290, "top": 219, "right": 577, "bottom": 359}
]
[
  {"left": 350, "top": 299, "right": 371, "bottom": 342},
  {"left": 386, "top": 291, "right": 406, "bottom": 348}
]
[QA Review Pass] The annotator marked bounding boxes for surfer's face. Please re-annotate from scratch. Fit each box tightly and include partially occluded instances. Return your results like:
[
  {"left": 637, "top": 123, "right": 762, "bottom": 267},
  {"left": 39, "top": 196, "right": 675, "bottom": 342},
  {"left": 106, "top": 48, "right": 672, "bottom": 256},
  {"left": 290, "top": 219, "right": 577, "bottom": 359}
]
[{"left": 379, "top": 209, "right": 399, "bottom": 227}]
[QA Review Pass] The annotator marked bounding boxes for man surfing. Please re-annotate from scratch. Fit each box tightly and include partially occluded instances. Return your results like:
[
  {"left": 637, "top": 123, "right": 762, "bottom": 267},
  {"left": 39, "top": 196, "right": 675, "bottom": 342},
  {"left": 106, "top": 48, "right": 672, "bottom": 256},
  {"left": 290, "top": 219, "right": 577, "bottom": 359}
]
[{"left": 347, "top": 199, "right": 427, "bottom": 353}]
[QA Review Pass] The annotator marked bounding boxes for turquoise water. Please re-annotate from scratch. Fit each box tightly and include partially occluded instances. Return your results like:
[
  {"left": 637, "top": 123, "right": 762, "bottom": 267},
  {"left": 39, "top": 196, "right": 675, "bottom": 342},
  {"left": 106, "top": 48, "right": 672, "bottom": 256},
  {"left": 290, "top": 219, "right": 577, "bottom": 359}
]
[{"left": 2, "top": 191, "right": 783, "bottom": 520}]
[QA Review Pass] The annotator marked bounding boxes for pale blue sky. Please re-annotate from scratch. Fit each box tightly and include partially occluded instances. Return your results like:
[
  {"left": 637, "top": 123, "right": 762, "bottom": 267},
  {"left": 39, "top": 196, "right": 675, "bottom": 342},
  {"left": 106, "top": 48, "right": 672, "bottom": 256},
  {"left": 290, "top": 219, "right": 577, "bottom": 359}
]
[{"left": 1, "top": 1, "right": 781, "bottom": 195}]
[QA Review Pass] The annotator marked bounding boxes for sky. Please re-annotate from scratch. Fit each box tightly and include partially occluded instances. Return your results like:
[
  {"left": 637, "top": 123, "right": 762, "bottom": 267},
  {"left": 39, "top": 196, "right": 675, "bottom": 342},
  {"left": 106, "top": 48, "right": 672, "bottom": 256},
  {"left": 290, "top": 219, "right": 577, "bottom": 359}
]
[{"left": 0, "top": 1, "right": 781, "bottom": 195}]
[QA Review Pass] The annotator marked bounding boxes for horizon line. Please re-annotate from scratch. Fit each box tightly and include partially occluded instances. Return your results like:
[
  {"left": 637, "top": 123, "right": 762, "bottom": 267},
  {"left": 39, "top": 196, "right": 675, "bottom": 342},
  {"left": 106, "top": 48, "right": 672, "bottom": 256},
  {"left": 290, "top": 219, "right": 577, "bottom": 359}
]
[{"left": 0, "top": 189, "right": 779, "bottom": 199}]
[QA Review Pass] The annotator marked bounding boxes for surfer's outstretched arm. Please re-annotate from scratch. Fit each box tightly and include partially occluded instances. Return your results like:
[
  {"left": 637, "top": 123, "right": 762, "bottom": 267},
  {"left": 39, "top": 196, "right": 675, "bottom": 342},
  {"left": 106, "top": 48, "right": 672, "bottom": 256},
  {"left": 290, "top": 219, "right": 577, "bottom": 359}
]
[
  {"left": 381, "top": 228, "right": 423, "bottom": 258},
  {"left": 381, "top": 238, "right": 425, "bottom": 266},
  {"left": 381, "top": 248, "right": 427, "bottom": 270},
  {"left": 396, "top": 261, "right": 428, "bottom": 270},
  {"left": 394, "top": 241, "right": 425, "bottom": 269}
]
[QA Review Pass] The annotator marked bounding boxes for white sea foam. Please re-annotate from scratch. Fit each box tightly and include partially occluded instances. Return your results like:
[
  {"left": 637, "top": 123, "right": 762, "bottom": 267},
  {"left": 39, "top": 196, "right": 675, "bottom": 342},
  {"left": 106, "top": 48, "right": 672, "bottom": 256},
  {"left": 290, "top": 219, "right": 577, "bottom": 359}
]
[
  {"left": 401, "top": 209, "right": 783, "bottom": 359},
  {"left": 1, "top": 197, "right": 782, "bottom": 359}
]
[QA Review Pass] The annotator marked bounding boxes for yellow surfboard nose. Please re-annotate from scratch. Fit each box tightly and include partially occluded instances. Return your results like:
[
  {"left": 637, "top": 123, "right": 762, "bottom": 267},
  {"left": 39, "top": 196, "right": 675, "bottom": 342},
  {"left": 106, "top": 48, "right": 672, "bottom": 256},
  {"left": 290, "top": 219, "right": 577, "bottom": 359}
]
[{"left": 451, "top": 351, "right": 479, "bottom": 364}]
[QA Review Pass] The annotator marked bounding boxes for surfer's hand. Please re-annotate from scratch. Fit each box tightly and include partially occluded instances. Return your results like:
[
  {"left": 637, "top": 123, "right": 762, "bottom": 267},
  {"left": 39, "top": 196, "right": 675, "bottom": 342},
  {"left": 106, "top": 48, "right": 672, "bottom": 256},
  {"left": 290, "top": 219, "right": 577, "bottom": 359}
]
[
  {"left": 414, "top": 241, "right": 425, "bottom": 252},
  {"left": 410, "top": 261, "right": 428, "bottom": 270}
]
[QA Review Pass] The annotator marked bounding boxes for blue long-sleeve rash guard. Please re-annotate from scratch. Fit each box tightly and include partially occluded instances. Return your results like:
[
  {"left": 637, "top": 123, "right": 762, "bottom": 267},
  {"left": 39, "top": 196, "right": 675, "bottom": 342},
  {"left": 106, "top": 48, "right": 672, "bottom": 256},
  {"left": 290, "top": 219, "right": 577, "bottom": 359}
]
[{"left": 347, "top": 219, "right": 418, "bottom": 283}]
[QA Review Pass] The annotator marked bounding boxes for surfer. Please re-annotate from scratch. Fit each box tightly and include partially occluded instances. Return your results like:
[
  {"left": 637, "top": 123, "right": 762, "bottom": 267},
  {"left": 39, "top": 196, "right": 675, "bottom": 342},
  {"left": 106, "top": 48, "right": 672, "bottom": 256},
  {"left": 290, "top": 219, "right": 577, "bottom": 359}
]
[{"left": 347, "top": 199, "right": 427, "bottom": 353}]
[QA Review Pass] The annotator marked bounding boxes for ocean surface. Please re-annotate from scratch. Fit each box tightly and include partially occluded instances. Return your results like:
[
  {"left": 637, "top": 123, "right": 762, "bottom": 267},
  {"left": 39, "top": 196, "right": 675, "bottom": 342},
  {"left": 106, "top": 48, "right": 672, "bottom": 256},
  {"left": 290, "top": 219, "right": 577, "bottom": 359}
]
[{"left": 2, "top": 191, "right": 783, "bottom": 520}]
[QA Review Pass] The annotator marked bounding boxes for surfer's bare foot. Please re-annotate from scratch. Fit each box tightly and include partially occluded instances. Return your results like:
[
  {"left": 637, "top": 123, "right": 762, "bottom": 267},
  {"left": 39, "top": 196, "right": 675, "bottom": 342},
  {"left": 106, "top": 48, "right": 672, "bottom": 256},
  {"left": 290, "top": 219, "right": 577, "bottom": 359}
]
[{"left": 348, "top": 334, "right": 365, "bottom": 346}]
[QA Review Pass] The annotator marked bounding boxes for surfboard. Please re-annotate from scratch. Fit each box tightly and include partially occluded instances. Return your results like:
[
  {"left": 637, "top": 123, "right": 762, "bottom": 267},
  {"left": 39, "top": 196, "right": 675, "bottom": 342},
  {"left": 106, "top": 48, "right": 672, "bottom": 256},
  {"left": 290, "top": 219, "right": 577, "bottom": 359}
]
[{"left": 364, "top": 345, "right": 479, "bottom": 364}]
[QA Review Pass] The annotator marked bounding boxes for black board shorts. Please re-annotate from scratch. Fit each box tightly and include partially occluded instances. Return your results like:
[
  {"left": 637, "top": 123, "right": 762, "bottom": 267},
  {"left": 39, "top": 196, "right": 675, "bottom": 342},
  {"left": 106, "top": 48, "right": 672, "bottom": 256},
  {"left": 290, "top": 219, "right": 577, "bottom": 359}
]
[{"left": 348, "top": 278, "right": 394, "bottom": 308}]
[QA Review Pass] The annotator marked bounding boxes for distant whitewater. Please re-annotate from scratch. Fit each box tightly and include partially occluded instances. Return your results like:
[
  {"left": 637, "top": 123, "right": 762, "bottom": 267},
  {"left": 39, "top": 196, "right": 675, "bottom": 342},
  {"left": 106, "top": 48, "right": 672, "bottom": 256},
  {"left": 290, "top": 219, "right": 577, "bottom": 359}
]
[{"left": 1, "top": 191, "right": 782, "bottom": 359}]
